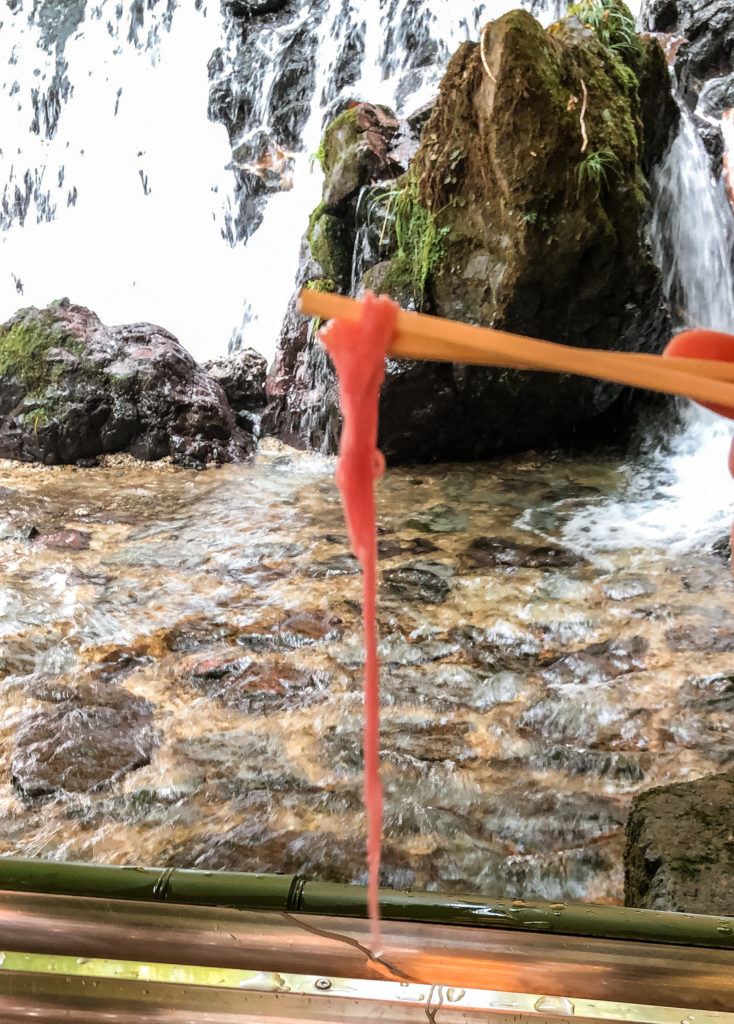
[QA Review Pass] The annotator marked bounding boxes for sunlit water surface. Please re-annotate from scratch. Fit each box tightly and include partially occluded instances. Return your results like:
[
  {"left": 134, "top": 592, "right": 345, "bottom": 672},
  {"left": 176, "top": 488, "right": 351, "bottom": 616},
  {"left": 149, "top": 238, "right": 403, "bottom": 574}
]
[{"left": 0, "top": 443, "right": 731, "bottom": 903}]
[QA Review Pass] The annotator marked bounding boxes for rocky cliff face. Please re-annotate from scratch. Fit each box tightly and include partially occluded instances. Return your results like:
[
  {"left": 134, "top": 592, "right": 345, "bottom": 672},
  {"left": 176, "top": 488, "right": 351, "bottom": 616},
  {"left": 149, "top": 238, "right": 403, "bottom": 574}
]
[
  {"left": 641, "top": 0, "right": 734, "bottom": 104},
  {"left": 0, "top": 300, "right": 262, "bottom": 466},
  {"left": 208, "top": 0, "right": 326, "bottom": 244},
  {"left": 265, "top": 3, "right": 679, "bottom": 463},
  {"left": 641, "top": 0, "right": 734, "bottom": 173}
]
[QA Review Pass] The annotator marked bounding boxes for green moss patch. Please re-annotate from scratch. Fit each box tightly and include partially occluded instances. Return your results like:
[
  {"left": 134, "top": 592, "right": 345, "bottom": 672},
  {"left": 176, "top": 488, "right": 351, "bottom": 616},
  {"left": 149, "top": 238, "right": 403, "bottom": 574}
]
[
  {"left": 0, "top": 313, "right": 81, "bottom": 396},
  {"left": 379, "top": 177, "right": 450, "bottom": 307}
]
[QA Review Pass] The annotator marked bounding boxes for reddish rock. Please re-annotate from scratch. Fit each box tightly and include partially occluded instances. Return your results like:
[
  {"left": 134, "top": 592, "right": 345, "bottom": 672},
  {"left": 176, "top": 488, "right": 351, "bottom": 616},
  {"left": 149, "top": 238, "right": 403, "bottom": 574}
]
[
  {"left": 31, "top": 529, "right": 91, "bottom": 551},
  {"left": 189, "top": 655, "right": 330, "bottom": 715},
  {"left": 11, "top": 685, "right": 157, "bottom": 798}
]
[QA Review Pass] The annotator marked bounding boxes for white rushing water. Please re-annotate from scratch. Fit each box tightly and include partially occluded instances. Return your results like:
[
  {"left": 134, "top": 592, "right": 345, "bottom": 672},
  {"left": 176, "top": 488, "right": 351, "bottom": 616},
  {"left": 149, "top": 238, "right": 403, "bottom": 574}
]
[
  {"left": 565, "top": 110, "right": 734, "bottom": 554},
  {"left": 0, "top": 1, "right": 252, "bottom": 361}
]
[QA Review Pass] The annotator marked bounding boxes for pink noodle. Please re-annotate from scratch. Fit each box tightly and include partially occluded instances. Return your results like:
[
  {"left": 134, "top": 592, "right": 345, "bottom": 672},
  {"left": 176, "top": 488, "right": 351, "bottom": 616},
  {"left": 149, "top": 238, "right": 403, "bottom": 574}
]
[{"left": 319, "top": 292, "right": 399, "bottom": 952}]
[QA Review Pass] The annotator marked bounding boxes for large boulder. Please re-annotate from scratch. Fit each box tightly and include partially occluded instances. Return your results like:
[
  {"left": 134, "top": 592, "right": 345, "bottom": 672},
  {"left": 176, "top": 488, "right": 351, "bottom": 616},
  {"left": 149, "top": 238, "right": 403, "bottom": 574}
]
[
  {"left": 203, "top": 348, "right": 267, "bottom": 434},
  {"left": 0, "top": 299, "right": 253, "bottom": 466},
  {"left": 12, "top": 684, "right": 158, "bottom": 799},
  {"left": 625, "top": 769, "right": 734, "bottom": 914},
  {"left": 262, "top": 100, "right": 417, "bottom": 449},
  {"left": 264, "top": 7, "right": 678, "bottom": 463}
]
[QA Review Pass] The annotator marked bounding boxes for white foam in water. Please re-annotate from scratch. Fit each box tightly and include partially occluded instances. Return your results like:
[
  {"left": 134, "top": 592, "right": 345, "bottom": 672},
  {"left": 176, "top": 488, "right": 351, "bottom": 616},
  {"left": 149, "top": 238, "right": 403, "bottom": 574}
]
[{"left": 565, "top": 406, "right": 734, "bottom": 554}]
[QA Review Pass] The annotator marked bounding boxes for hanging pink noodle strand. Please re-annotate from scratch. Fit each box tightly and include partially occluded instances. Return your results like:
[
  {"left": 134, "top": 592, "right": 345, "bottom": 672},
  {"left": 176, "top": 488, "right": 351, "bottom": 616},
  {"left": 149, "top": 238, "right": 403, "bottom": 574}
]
[{"left": 319, "top": 292, "right": 399, "bottom": 953}]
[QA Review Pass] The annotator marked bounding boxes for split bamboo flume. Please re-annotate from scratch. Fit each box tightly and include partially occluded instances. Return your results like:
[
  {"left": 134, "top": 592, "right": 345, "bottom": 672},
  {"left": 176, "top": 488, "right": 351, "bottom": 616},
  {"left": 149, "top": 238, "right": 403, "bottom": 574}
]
[{"left": 299, "top": 290, "right": 734, "bottom": 410}]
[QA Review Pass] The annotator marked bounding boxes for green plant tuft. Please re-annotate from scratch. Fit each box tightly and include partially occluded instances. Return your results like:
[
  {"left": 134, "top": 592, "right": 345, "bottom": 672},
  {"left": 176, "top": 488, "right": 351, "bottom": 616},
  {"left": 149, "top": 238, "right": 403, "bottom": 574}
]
[
  {"left": 569, "top": 0, "right": 640, "bottom": 58},
  {"left": 378, "top": 177, "right": 449, "bottom": 307},
  {"left": 305, "top": 277, "right": 337, "bottom": 293},
  {"left": 311, "top": 138, "right": 327, "bottom": 171},
  {"left": 576, "top": 147, "right": 622, "bottom": 198}
]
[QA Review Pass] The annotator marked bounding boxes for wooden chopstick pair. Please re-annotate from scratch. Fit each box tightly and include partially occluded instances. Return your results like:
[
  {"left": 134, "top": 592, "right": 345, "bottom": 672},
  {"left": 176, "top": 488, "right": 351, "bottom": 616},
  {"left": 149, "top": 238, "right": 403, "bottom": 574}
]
[{"left": 299, "top": 290, "right": 734, "bottom": 411}]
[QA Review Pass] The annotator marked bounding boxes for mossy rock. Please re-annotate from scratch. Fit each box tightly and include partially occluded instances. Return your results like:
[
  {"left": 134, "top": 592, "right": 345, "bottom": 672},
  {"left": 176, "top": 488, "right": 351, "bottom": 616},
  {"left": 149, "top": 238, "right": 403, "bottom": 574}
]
[
  {"left": 308, "top": 209, "right": 353, "bottom": 289},
  {"left": 0, "top": 309, "right": 82, "bottom": 396},
  {"left": 267, "top": 6, "right": 677, "bottom": 463},
  {"left": 369, "top": 6, "right": 675, "bottom": 460},
  {"left": 318, "top": 102, "right": 401, "bottom": 213},
  {"left": 625, "top": 770, "right": 734, "bottom": 914},
  {"left": 0, "top": 300, "right": 252, "bottom": 466}
]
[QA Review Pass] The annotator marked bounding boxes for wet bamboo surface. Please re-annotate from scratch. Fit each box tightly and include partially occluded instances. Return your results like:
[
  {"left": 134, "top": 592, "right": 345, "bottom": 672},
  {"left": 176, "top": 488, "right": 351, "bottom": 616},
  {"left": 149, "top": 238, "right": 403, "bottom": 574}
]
[{"left": 0, "top": 889, "right": 733, "bottom": 1012}]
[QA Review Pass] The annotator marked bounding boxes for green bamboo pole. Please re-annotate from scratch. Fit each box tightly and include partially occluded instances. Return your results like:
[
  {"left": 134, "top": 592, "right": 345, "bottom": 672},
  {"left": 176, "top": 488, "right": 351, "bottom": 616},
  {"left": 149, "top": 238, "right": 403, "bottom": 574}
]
[
  {"left": 0, "top": 859, "right": 295, "bottom": 911},
  {"left": 298, "top": 881, "right": 734, "bottom": 948},
  {"left": 0, "top": 857, "right": 732, "bottom": 950}
]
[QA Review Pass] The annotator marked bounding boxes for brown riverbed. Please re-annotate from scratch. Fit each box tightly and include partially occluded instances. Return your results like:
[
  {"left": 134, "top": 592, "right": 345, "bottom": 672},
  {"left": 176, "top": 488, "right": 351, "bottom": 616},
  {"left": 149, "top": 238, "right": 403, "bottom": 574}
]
[{"left": 0, "top": 442, "right": 732, "bottom": 904}]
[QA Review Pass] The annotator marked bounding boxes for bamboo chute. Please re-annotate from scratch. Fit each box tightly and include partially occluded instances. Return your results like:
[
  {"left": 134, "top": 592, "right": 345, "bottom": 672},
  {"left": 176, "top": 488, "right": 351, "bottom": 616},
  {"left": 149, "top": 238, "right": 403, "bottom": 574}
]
[
  {"left": 299, "top": 290, "right": 734, "bottom": 411},
  {"left": 0, "top": 859, "right": 733, "bottom": 1020}
]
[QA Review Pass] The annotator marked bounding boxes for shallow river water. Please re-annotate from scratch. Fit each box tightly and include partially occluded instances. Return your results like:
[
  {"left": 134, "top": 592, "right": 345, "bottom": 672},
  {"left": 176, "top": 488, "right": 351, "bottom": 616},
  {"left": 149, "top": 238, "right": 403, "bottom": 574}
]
[{"left": 0, "top": 442, "right": 732, "bottom": 904}]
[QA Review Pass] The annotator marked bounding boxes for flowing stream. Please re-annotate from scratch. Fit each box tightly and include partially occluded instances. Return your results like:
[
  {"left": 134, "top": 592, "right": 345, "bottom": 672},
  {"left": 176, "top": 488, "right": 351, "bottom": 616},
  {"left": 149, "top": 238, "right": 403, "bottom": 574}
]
[{"left": 0, "top": 0, "right": 733, "bottom": 903}]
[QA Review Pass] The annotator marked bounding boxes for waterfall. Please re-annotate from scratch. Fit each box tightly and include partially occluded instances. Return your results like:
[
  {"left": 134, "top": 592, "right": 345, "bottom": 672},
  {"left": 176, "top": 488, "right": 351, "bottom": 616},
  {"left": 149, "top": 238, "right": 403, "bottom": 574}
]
[
  {"left": 216, "top": 0, "right": 517, "bottom": 357},
  {"left": 564, "top": 105, "right": 734, "bottom": 554},
  {"left": 1, "top": 0, "right": 572, "bottom": 363},
  {"left": 0, "top": 1, "right": 251, "bottom": 362},
  {"left": 651, "top": 115, "right": 734, "bottom": 334}
]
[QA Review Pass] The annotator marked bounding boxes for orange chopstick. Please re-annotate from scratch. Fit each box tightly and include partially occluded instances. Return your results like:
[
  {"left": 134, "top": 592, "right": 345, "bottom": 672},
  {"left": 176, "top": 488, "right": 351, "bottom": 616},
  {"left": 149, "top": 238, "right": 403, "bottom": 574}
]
[{"left": 299, "top": 289, "right": 734, "bottom": 409}]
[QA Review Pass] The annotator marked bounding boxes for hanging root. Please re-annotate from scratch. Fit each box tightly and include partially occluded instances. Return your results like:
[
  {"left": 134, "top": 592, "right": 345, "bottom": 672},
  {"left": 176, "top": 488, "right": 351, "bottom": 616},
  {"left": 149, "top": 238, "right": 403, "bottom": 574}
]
[
  {"left": 579, "top": 79, "right": 589, "bottom": 154},
  {"left": 480, "top": 23, "right": 497, "bottom": 84}
]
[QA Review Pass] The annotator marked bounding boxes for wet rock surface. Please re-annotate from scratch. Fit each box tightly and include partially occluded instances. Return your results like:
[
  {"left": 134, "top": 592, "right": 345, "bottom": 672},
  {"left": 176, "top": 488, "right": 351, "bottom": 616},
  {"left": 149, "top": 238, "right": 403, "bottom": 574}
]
[
  {"left": 541, "top": 637, "right": 648, "bottom": 686},
  {"left": 202, "top": 349, "right": 267, "bottom": 433},
  {"left": 641, "top": 0, "right": 734, "bottom": 109},
  {"left": 465, "top": 537, "right": 584, "bottom": 571},
  {"left": 666, "top": 623, "right": 734, "bottom": 652},
  {"left": 381, "top": 563, "right": 451, "bottom": 604},
  {"left": 31, "top": 528, "right": 91, "bottom": 551},
  {"left": 625, "top": 769, "right": 734, "bottom": 913},
  {"left": 0, "top": 300, "right": 253, "bottom": 466},
  {"left": 187, "top": 654, "right": 330, "bottom": 715},
  {"left": 11, "top": 685, "right": 157, "bottom": 798},
  {"left": 0, "top": 447, "right": 732, "bottom": 904},
  {"left": 641, "top": 0, "right": 734, "bottom": 173}
]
